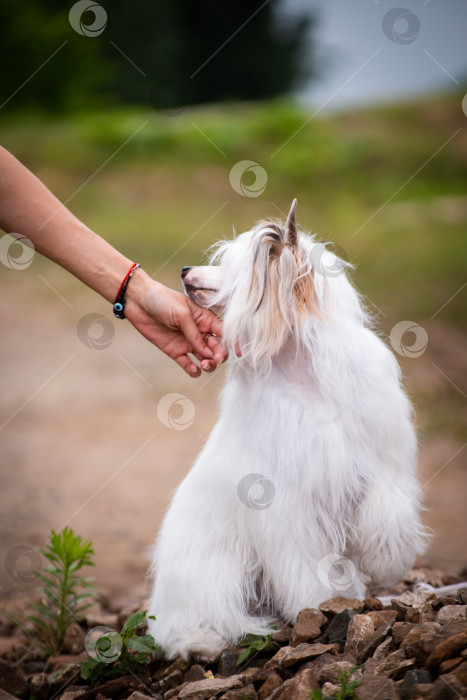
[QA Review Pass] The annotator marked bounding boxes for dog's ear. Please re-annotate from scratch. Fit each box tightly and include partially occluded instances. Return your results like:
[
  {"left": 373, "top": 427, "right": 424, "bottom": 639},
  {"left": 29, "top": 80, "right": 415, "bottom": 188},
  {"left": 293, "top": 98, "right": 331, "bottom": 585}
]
[{"left": 285, "top": 199, "right": 298, "bottom": 248}]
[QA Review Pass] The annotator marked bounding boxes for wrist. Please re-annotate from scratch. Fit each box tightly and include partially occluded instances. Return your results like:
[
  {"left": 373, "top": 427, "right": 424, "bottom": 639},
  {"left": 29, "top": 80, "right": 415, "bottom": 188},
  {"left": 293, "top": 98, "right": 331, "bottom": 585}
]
[{"left": 124, "top": 267, "right": 156, "bottom": 305}]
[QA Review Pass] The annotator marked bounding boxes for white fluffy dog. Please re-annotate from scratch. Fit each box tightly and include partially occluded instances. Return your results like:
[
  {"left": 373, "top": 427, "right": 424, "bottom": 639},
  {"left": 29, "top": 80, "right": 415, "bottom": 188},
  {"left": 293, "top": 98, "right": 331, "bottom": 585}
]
[{"left": 148, "top": 200, "right": 427, "bottom": 660}]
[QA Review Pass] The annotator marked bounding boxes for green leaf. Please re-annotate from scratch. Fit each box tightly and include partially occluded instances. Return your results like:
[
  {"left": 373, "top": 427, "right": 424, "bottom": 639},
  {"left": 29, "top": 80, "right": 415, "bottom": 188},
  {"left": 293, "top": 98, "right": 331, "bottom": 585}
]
[
  {"left": 122, "top": 611, "right": 147, "bottom": 636},
  {"left": 126, "top": 634, "right": 158, "bottom": 654},
  {"left": 80, "top": 656, "right": 101, "bottom": 680},
  {"left": 236, "top": 647, "right": 252, "bottom": 666}
]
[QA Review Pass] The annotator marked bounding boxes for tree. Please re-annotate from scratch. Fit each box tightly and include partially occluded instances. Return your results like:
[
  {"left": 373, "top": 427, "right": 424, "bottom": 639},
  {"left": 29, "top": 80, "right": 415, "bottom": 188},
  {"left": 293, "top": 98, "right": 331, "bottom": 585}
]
[{"left": 0, "top": 0, "right": 315, "bottom": 112}]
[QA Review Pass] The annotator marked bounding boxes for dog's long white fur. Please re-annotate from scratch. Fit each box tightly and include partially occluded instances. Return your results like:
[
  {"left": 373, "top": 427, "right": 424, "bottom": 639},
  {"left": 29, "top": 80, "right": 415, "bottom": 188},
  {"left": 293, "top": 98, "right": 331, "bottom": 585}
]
[{"left": 148, "top": 210, "right": 427, "bottom": 660}]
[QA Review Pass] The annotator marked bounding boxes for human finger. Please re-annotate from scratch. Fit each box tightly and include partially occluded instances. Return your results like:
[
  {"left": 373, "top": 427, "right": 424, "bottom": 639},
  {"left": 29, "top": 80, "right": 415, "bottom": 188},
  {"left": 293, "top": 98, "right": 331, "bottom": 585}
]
[{"left": 175, "top": 353, "right": 201, "bottom": 378}]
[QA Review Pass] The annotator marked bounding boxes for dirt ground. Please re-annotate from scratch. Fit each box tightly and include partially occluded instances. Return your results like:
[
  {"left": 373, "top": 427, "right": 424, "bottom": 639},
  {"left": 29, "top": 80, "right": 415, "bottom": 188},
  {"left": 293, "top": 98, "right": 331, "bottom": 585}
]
[{"left": 0, "top": 264, "right": 466, "bottom": 603}]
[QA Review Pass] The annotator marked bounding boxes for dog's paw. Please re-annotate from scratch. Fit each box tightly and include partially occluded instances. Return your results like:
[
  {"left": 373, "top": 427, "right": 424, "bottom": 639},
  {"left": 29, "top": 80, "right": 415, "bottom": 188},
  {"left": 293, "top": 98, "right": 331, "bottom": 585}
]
[{"left": 163, "top": 628, "right": 228, "bottom": 662}]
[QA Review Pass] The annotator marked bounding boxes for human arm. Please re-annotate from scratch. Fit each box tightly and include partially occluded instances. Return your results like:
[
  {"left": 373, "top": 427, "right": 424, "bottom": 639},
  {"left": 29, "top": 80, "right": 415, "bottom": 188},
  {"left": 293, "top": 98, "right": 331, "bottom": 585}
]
[{"left": 0, "top": 146, "right": 227, "bottom": 376}]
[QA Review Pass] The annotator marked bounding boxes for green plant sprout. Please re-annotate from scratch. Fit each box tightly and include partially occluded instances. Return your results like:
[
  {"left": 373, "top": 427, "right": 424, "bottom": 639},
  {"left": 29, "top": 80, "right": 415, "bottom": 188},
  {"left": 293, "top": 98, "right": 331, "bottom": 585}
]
[
  {"left": 81, "top": 610, "right": 160, "bottom": 685},
  {"left": 309, "top": 665, "right": 362, "bottom": 700},
  {"left": 28, "top": 527, "right": 96, "bottom": 654},
  {"left": 236, "top": 632, "right": 276, "bottom": 667}
]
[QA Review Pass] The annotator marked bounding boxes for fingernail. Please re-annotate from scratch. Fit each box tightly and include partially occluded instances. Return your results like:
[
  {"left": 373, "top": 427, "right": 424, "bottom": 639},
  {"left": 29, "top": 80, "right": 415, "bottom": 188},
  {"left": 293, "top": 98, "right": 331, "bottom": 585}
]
[
  {"left": 215, "top": 354, "right": 225, "bottom": 364},
  {"left": 201, "top": 360, "right": 211, "bottom": 370}
]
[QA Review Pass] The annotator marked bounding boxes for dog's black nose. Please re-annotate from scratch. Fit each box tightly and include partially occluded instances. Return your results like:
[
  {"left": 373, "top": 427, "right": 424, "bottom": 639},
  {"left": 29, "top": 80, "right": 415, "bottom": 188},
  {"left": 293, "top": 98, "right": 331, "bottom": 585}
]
[{"left": 181, "top": 266, "right": 191, "bottom": 279}]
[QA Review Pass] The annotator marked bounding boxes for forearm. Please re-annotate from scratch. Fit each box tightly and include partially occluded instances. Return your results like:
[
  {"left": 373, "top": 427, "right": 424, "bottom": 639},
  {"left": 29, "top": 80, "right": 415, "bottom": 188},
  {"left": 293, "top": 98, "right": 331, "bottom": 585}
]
[{"left": 0, "top": 146, "right": 131, "bottom": 302}]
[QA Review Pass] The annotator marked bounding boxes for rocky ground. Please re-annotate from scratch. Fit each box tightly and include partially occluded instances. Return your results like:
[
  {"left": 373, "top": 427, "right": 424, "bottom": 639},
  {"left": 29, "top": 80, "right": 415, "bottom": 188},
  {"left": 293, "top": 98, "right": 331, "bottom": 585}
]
[{"left": 1, "top": 568, "right": 467, "bottom": 700}]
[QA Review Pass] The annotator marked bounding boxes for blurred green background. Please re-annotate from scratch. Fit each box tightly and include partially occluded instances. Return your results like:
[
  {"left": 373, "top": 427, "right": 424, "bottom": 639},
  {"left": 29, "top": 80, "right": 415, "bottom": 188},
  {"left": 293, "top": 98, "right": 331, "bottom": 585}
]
[{"left": 0, "top": 0, "right": 466, "bottom": 594}]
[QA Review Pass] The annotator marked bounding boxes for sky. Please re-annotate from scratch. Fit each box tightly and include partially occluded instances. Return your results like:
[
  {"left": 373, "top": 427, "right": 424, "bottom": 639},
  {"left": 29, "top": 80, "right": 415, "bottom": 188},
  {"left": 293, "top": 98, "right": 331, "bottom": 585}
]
[{"left": 283, "top": 0, "right": 467, "bottom": 110}]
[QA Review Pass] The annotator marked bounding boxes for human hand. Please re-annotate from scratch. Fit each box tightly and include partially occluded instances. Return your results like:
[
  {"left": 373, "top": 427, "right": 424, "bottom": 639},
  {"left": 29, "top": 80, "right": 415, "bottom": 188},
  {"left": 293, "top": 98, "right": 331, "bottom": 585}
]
[{"left": 124, "top": 270, "right": 227, "bottom": 377}]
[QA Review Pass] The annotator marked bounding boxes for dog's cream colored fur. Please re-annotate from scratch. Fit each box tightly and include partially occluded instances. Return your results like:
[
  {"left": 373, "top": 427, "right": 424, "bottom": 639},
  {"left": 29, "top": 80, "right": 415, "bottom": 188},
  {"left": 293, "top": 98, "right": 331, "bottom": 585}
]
[{"left": 148, "top": 202, "right": 427, "bottom": 660}]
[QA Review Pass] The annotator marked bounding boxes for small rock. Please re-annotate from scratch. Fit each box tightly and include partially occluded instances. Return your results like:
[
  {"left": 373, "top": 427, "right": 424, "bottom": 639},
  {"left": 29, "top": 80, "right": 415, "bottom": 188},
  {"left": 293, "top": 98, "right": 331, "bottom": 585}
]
[
  {"left": 457, "top": 588, "right": 467, "bottom": 605},
  {"left": 425, "top": 630, "right": 467, "bottom": 672},
  {"left": 63, "top": 623, "right": 85, "bottom": 654},
  {"left": 443, "top": 619, "right": 467, "bottom": 637},
  {"left": 165, "top": 656, "right": 190, "bottom": 674},
  {"left": 61, "top": 674, "right": 142, "bottom": 700},
  {"left": 128, "top": 693, "right": 154, "bottom": 700},
  {"left": 271, "top": 623, "right": 292, "bottom": 645},
  {"left": 358, "top": 623, "right": 391, "bottom": 663},
  {"left": 424, "top": 671, "right": 467, "bottom": 700},
  {"left": 392, "top": 622, "right": 417, "bottom": 647},
  {"left": 29, "top": 673, "right": 50, "bottom": 700},
  {"left": 325, "top": 609, "right": 357, "bottom": 645},
  {"left": 391, "top": 599, "right": 415, "bottom": 622},
  {"left": 0, "top": 658, "right": 28, "bottom": 697},
  {"left": 178, "top": 675, "right": 243, "bottom": 699},
  {"left": 439, "top": 656, "right": 463, "bottom": 674},
  {"left": 266, "top": 642, "right": 338, "bottom": 669},
  {"left": 257, "top": 671, "right": 283, "bottom": 699},
  {"left": 58, "top": 690, "right": 87, "bottom": 700},
  {"left": 399, "top": 669, "right": 433, "bottom": 700},
  {"left": 372, "top": 636, "right": 395, "bottom": 661},
  {"left": 222, "top": 685, "right": 257, "bottom": 699},
  {"left": 355, "top": 674, "right": 400, "bottom": 700},
  {"left": 152, "top": 669, "right": 183, "bottom": 693},
  {"left": 372, "top": 649, "right": 416, "bottom": 681},
  {"left": 282, "top": 643, "right": 339, "bottom": 668},
  {"left": 366, "top": 610, "right": 398, "bottom": 628},
  {"left": 183, "top": 665, "right": 206, "bottom": 684},
  {"left": 419, "top": 609, "right": 437, "bottom": 623},
  {"left": 450, "top": 659, "right": 467, "bottom": 686},
  {"left": 400, "top": 623, "right": 445, "bottom": 666},
  {"left": 319, "top": 597, "right": 365, "bottom": 615},
  {"left": 218, "top": 648, "right": 238, "bottom": 676},
  {"left": 164, "top": 688, "right": 184, "bottom": 699},
  {"left": 435, "top": 605, "right": 467, "bottom": 625},
  {"left": 404, "top": 568, "right": 445, "bottom": 588},
  {"left": 237, "top": 667, "right": 260, "bottom": 682},
  {"left": 47, "top": 663, "right": 82, "bottom": 692},
  {"left": 436, "top": 596, "right": 459, "bottom": 608},
  {"left": 290, "top": 608, "right": 327, "bottom": 646},
  {"left": 268, "top": 667, "right": 316, "bottom": 700},
  {"left": 364, "top": 596, "right": 383, "bottom": 611},
  {"left": 318, "top": 659, "right": 362, "bottom": 685},
  {"left": 399, "top": 590, "right": 437, "bottom": 610},
  {"left": 344, "top": 614, "right": 375, "bottom": 661},
  {"left": 321, "top": 682, "right": 341, "bottom": 698}
]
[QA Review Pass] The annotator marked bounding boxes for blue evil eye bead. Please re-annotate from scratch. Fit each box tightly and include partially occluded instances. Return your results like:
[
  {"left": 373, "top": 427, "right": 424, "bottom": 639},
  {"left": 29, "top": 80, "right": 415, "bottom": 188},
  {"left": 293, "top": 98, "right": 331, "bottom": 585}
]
[{"left": 114, "top": 302, "right": 123, "bottom": 312}]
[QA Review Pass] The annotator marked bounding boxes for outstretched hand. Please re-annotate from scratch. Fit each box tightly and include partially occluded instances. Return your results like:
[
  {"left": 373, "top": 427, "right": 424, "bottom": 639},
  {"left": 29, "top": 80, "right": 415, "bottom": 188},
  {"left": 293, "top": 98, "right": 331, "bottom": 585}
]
[{"left": 125, "top": 272, "right": 227, "bottom": 377}]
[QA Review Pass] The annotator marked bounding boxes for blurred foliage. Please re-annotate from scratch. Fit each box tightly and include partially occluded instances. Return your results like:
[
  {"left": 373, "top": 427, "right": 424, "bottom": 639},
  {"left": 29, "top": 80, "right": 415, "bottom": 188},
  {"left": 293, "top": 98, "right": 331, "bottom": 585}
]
[
  {"left": 0, "top": 92, "right": 465, "bottom": 439},
  {"left": 0, "top": 0, "right": 314, "bottom": 111},
  {"left": 1, "top": 90, "right": 465, "bottom": 326}
]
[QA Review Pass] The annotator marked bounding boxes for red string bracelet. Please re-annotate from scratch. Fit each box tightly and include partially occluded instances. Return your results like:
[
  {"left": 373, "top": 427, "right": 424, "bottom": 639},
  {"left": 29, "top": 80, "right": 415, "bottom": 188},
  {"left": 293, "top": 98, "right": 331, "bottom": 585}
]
[{"left": 113, "top": 262, "right": 140, "bottom": 319}]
